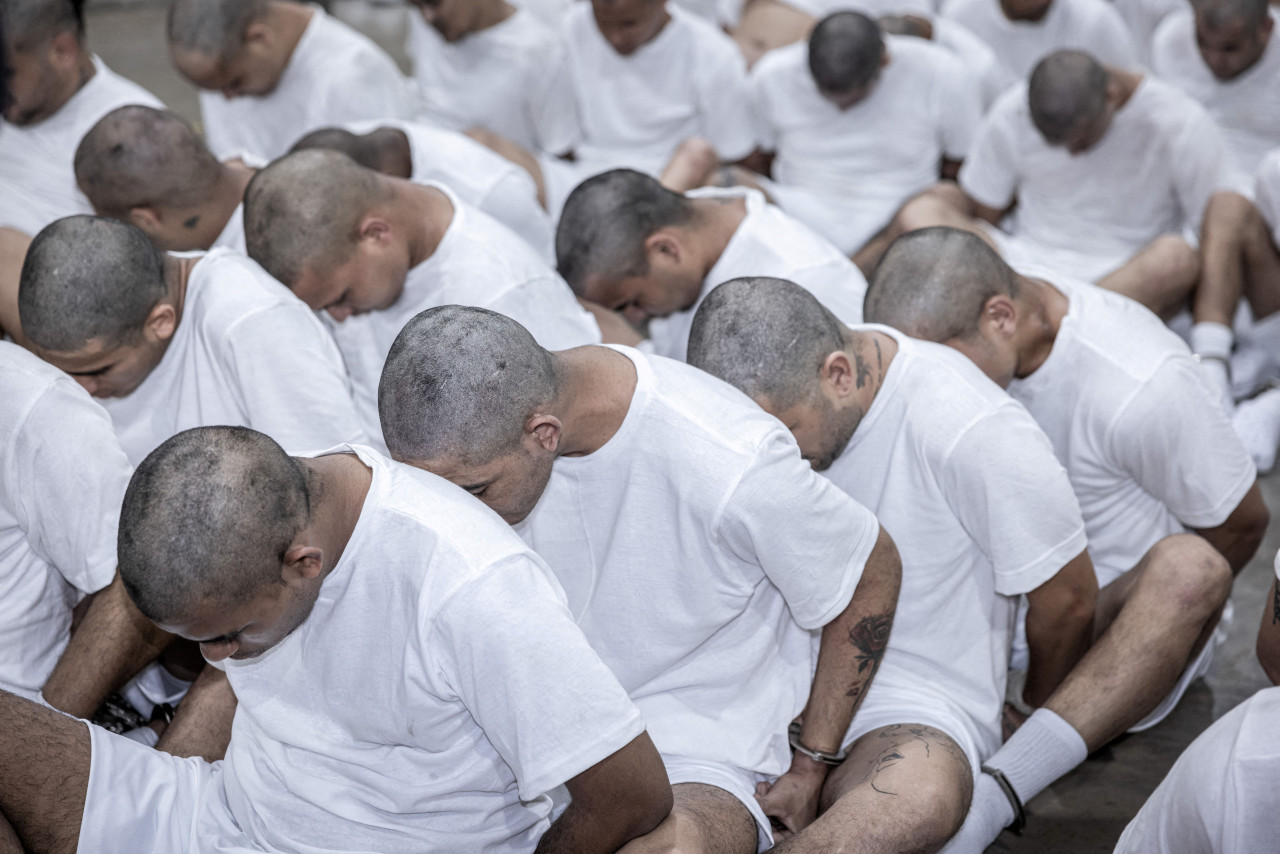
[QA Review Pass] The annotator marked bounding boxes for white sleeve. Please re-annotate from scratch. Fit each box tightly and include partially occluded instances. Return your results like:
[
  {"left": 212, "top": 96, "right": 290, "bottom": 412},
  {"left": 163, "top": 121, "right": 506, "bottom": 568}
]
[
  {"left": 935, "top": 54, "right": 983, "bottom": 161},
  {"left": 1107, "top": 358, "right": 1256, "bottom": 529},
  {"left": 1254, "top": 149, "right": 1280, "bottom": 246},
  {"left": 225, "top": 304, "right": 371, "bottom": 453},
  {"left": 432, "top": 555, "right": 646, "bottom": 800},
  {"left": 1169, "top": 107, "right": 1234, "bottom": 231},
  {"left": 529, "top": 39, "right": 581, "bottom": 155},
  {"left": 479, "top": 175, "right": 557, "bottom": 264},
  {"left": 487, "top": 277, "right": 603, "bottom": 350},
  {"left": 718, "top": 429, "right": 881, "bottom": 630},
  {"left": 941, "top": 407, "right": 1090, "bottom": 596},
  {"left": 320, "top": 54, "right": 423, "bottom": 124},
  {"left": 958, "top": 98, "right": 1022, "bottom": 210},
  {"left": 696, "top": 43, "right": 761, "bottom": 161},
  {"left": 199, "top": 93, "right": 243, "bottom": 162},
  {"left": 10, "top": 380, "right": 130, "bottom": 596},
  {"left": 748, "top": 62, "right": 779, "bottom": 154},
  {"left": 1089, "top": 4, "right": 1141, "bottom": 69}
]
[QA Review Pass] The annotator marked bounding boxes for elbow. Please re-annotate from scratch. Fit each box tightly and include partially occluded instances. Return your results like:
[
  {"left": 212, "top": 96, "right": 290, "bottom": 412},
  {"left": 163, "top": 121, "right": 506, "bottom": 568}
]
[
  {"left": 1257, "top": 633, "right": 1280, "bottom": 686},
  {"left": 630, "top": 784, "right": 674, "bottom": 841}
]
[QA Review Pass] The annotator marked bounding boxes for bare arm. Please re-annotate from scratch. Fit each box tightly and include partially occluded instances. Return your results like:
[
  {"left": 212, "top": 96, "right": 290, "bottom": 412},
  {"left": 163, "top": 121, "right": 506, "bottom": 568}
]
[
  {"left": 1022, "top": 549, "right": 1098, "bottom": 707},
  {"left": 733, "top": 149, "right": 775, "bottom": 178},
  {"left": 534, "top": 732, "right": 672, "bottom": 854},
  {"left": 0, "top": 227, "right": 31, "bottom": 347},
  {"left": 757, "top": 528, "right": 902, "bottom": 833},
  {"left": 578, "top": 298, "right": 644, "bottom": 347},
  {"left": 155, "top": 666, "right": 237, "bottom": 761},
  {"left": 41, "top": 574, "right": 172, "bottom": 719},
  {"left": 1195, "top": 481, "right": 1269, "bottom": 574},
  {"left": 969, "top": 195, "right": 1011, "bottom": 227},
  {"left": 1257, "top": 577, "right": 1280, "bottom": 685}
]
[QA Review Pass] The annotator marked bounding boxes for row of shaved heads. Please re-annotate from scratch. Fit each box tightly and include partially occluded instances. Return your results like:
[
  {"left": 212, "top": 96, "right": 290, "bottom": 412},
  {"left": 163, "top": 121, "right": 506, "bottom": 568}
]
[
  {"left": 3, "top": 0, "right": 84, "bottom": 53},
  {"left": 167, "top": 0, "right": 267, "bottom": 63}
]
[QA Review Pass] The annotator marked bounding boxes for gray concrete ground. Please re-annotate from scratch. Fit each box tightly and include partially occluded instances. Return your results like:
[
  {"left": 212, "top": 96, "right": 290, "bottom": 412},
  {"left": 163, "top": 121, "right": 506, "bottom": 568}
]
[{"left": 82, "top": 3, "right": 1280, "bottom": 849}]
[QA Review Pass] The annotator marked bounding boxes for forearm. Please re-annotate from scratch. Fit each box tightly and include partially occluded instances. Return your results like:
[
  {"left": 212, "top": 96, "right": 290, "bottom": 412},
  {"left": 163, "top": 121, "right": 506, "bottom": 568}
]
[
  {"left": 42, "top": 574, "right": 172, "bottom": 718},
  {"left": 1196, "top": 483, "right": 1269, "bottom": 574},
  {"left": 1023, "top": 602, "right": 1093, "bottom": 707},
  {"left": 155, "top": 666, "right": 237, "bottom": 762},
  {"left": 1257, "top": 579, "right": 1280, "bottom": 685}
]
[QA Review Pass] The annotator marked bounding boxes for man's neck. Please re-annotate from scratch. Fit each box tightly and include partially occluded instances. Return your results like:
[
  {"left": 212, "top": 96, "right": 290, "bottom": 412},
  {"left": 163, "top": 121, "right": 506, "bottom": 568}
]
[
  {"left": 209, "top": 160, "right": 256, "bottom": 241},
  {"left": 843, "top": 329, "right": 899, "bottom": 419},
  {"left": 161, "top": 253, "right": 196, "bottom": 331},
  {"left": 548, "top": 346, "right": 639, "bottom": 457},
  {"left": 262, "top": 1, "right": 315, "bottom": 65},
  {"left": 1014, "top": 277, "right": 1068, "bottom": 378},
  {"left": 475, "top": 0, "right": 518, "bottom": 33},
  {"left": 1107, "top": 67, "right": 1142, "bottom": 111},
  {"left": 397, "top": 182, "right": 454, "bottom": 268},
  {"left": 296, "top": 453, "right": 374, "bottom": 583},
  {"left": 690, "top": 196, "right": 749, "bottom": 279}
]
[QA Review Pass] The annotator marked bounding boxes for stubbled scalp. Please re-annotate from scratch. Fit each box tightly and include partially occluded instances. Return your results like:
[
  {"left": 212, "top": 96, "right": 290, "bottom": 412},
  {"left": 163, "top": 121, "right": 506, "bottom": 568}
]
[
  {"left": 18, "top": 215, "right": 168, "bottom": 352},
  {"left": 379, "top": 305, "right": 557, "bottom": 465},
  {"left": 862, "top": 226, "right": 1018, "bottom": 342},
  {"left": 687, "top": 276, "right": 844, "bottom": 411},
  {"left": 166, "top": 0, "right": 266, "bottom": 62},
  {"left": 808, "top": 11, "right": 885, "bottom": 93},
  {"left": 290, "top": 126, "right": 383, "bottom": 171},
  {"left": 118, "top": 426, "right": 311, "bottom": 623},
  {"left": 1027, "top": 50, "right": 1108, "bottom": 143},
  {"left": 1192, "top": 0, "right": 1269, "bottom": 29},
  {"left": 242, "top": 148, "right": 385, "bottom": 288},
  {"left": 4, "top": 0, "right": 84, "bottom": 53},
  {"left": 555, "top": 168, "right": 694, "bottom": 294},
  {"left": 75, "top": 105, "right": 222, "bottom": 218}
]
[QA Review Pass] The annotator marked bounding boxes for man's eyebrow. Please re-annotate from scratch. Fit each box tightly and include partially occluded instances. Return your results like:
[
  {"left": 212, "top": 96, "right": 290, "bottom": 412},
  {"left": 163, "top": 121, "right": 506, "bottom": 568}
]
[
  {"left": 193, "top": 628, "right": 244, "bottom": 645},
  {"left": 458, "top": 480, "right": 490, "bottom": 492},
  {"left": 67, "top": 365, "right": 112, "bottom": 377}
]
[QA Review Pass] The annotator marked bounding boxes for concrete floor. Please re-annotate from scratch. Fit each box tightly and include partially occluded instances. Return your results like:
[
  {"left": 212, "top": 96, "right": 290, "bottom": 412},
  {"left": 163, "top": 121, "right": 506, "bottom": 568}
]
[{"left": 82, "top": 3, "right": 1280, "bottom": 850}]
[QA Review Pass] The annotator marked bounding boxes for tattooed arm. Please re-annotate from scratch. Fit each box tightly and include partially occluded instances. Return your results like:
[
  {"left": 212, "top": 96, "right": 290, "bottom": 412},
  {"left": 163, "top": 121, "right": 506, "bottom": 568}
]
[
  {"left": 757, "top": 527, "right": 902, "bottom": 836},
  {"left": 1256, "top": 575, "right": 1280, "bottom": 685}
]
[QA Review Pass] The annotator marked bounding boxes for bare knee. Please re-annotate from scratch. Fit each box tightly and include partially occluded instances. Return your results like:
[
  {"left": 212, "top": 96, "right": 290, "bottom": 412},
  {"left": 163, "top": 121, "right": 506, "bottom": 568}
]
[
  {"left": 1141, "top": 534, "right": 1233, "bottom": 619},
  {"left": 1203, "top": 191, "right": 1259, "bottom": 238},
  {"left": 895, "top": 183, "right": 970, "bottom": 232},
  {"left": 1148, "top": 235, "right": 1201, "bottom": 287}
]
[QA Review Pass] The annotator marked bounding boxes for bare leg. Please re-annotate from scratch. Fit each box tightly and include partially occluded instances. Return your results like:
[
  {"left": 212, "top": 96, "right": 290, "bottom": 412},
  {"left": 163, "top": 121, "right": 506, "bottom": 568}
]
[
  {"left": 617, "top": 783, "right": 757, "bottom": 854},
  {"left": 1196, "top": 191, "right": 1280, "bottom": 327},
  {"left": 1096, "top": 235, "right": 1199, "bottom": 322},
  {"left": 659, "top": 138, "right": 723, "bottom": 193},
  {"left": 0, "top": 227, "right": 31, "bottom": 347},
  {"left": 464, "top": 128, "right": 548, "bottom": 210},
  {"left": 1045, "top": 534, "right": 1231, "bottom": 750},
  {"left": 155, "top": 666, "right": 237, "bottom": 762},
  {"left": 0, "top": 812, "right": 20, "bottom": 854},
  {"left": 729, "top": 0, "right": 816, "bottom": 68},
  {"left": 852, "top": 183, "right": 995, "bottom": 276},
  {"left": 769, "top": 723, "right": 971, "bottom": 854},
  {"left": 0, "top": 691, "right": 91, "bottom": 854}
]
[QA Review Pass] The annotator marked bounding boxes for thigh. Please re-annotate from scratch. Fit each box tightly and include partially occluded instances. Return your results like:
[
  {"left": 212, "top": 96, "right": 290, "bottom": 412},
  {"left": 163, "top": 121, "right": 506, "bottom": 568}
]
[
  {"left": 0, "top": 690, "right": 90, "bottom": 854},
  {"left": 822, "top": 723, "right": 973, "bottom": 813},
  {"left": 617, "top": 782, "right": 759, "bottom": 854}
]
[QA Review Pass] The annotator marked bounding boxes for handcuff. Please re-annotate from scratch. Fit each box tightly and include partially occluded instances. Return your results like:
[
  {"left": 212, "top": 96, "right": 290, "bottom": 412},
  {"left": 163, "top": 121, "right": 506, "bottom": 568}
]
[{"left": 787, "top": 720, "right": 848, "bottom": 766}]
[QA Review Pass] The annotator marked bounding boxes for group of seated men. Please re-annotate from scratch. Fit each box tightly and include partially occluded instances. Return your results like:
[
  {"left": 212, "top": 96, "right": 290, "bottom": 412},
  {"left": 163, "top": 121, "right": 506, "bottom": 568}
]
[{"left": 0, "top": 0, "right": 1279, "bottom": 849}]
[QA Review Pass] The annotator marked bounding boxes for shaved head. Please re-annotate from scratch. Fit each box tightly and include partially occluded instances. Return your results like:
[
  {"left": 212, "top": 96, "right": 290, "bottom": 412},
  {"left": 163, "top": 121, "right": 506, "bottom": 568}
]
[
  {"left": 3, "top": 0, "right": 84, "bottom": 52},
  {"left": 1027, "top": 50, "right": 1109, "bottom": 143},
  {"left": 243, "top": 148, "right": 387, "bottom": 288},
  {"left": 75, "top": 105, "right": 222, "bottom": 219},
  {"left": 863, "top": 227, "right": 1017, "bottom": 341},
  {"left": 555, "top": 169, "right": 694, "bottom": 294},
  {"left": 118, "top": 426, "right": 311, "bottom": 622},
  {"left": 289, "top": 126, "right": 383, "bottom": 171},
  {"left": 808, "top": 11, "right": 885, "bottom": 93},
  {"left": 1193, "top": 0, "right": 1270, "bottom": 28},
  {"left": 688, "top": 277, "right": 845, "bottom": 410},
  {"left": 167, "top": 0, "right": 266, "bottom": 62},
  {"left": 379, "top": 305, "right": 558, "bottom": 465},
  {"left": 19, "top": 216, "right": 168, "bottom": 352}
]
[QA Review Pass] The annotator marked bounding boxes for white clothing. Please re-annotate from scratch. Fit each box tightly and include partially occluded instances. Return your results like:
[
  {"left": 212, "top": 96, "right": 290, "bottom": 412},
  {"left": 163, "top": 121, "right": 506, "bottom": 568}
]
[
  {"left": 1008, "top": 277, "right": 1256, "bottom": 586},
  {"left": 328, "top": 184, "right": 599, "bottom": 441},
  {"left": 824, "top": 329, "right": 1087, "bottom": 764},
  {"left": 785, "top": 0, "right": 939, "bottom": 18},
  {"left": 78, "top": 445, "right": 644, "bottom": 854},
  {"left": 933, "top": 18, "right": 1006, "bottom": 109},
  {"left": 515, "top": 0, "right": 573, "bottom": 27},
  {"left": 960, "top": 79, "right": 1231, "bottom": 281},
  {"left": 100, "top": 248, "right": 366, "bottom": 465},
  {"left": 344, "top": 118, "right": 554, "bottom": 262},
  {"left": 1114, "top": 0, "right": 1184, "bottom": 64},
  {"left": 520, "top": 346, "right": 881, "bottom": 782},
  {"left": 209, "top": 203, "right": 246, "bottom": 254},
  {"left": 648, "top": 187, "right": 867, "bottom": 360},
  {"left": 1116, "top": 687, "right": 1280, "bottom": 854},
  {"left": 0, "top": 343, "right": 128, "bottom": 695},
  {"left": 0, "top": 57, "right": 161, "bottom": 235},
  {"left": 751, "top": 37, "right": 980, "bottom": 253},
  {"left": 1152, "top": 11, "right": 1280, "bottom": 177},
  {"left": 543, "top": 3, "right": 760, "bottom": 213},
  {"left": 406, "top": 7, "right": 577, "bottom": 153},
  {"left": 201, "top": 6, "right": 423, "bottom": 162},
  {"left": 939, "top": 0, "right": 1138, "bottom": 94},
  {"left": 1256, "top": 147, "right": 1280, "bottom": 246}
]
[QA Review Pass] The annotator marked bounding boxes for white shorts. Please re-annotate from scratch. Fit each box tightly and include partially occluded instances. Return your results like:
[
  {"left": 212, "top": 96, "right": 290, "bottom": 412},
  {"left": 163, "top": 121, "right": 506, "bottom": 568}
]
[
  {"left": 662, "top": 754, "right": 776, "bottom": 852},
  {"left": 77, "top": 721, "right": 218, "bottom": 854}
]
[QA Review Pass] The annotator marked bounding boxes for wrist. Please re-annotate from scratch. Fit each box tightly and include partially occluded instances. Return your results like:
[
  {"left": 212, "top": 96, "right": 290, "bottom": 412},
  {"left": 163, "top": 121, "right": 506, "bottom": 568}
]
[{"left": 788, "top": 751, "right": 834, "bottom": 780}]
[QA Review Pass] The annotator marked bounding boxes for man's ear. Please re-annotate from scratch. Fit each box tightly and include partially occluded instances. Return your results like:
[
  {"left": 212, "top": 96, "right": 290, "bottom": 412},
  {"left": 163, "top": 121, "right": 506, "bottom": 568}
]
[
  {"left": 820, "top": 349, "right": 858, "bottom": 398},
  {"left": 243, "top": 20, "right": 274, "bottom": 51},
  {"left": 982, "top": 293, "right": 1019, "bottom": 337},
  {"left": 356, "top": 214, "right": 393, "bottom": 247},
  {"left": 281, "top": 543, "right": 324, "bottom": 582},
  {"left": 525, "top": 413, "right": 563, "bottom": 455},
  {"left": 643, "top": 230, "right": 683, "bottom": 266},
  {"left": 47, "top": 30, "right": 80, "bottom": 69},
  {"left": 144, "top": 299, "right": 178, "bottom": 343},
  {"left": 127, "top": 207, "right": 163, "bottom": 237}
]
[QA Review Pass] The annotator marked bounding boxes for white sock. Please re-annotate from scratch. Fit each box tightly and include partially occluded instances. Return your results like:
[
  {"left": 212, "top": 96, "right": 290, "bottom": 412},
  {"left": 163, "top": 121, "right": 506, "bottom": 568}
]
[
  {"left": 987, "top": 708, "right": 1088, "bottom": 805},
  {"left": 938, "top": 772, "right": 1013, "bottom": 853},
  {"left": 1191, "top": 321, "right": 1236, "bottom": 411},
  {"left": 1233, "top": 387, "right": 1280, "bottom": 473}
]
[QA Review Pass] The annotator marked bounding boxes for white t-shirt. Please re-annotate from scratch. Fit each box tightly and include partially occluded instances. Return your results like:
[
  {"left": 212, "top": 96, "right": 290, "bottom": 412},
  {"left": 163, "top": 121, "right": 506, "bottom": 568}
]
[
  {"left": 209, "top": 203, "right": 246, "bottom": 254},
  {"left": 751, "top": 36, "right": 980, "bottom": 252},
  {"left": 518, "top": 347, "right": 882, "bottom": 776},
  {"left": 328, "top": 184, "right": 600, "bottom": 441},
  {"left": 939, "top": 0, "right": 1138, "bottom": 94},
  {"left": 1255, "top": 147, "right": 1280, "bottom": 246},
  {"left": 824, "top": 328, "right": 1086, "bottom": 761},
  {"left": 213, "top": 445, "right": 644, "bottom": 854},
  {"left": 1113, "top": 0, "right": 1184, "bottom": 64},
  {"left": 0, "top": 342, "right": 129, "bottom": 694},
  {"left": 960, "top": 78, "right": 1231, "bottom": 281},
  {"left": 1008, "top": 277, "right": 1256, "bottom": 586},
  {"left": 100, "top": 248, "right": 367, "bottom": 465},
  {"left": 1116, "top": 686, "right": 1280, "bottom": 854},
  {"left": 344, "top": 118, "right": 554, "bottom": 262},
  {"left": 932, "top": 18, "right": 1006, "bottom": 109},
  {"left": 561, "top": 2, "right": 759, "bottom": 176},
  {"left": 0, "top": 57, "right": 162, "bottom": 235},
  {"left": 785, "top": 0, "right": 939, "bottom": 18},
  {"left": 1152, "top": 11, "right": 1280, "bottom": 177},
  {"left": 648, "top": 187, "right": 868, "bottom": 361},
  {"left": 201, "top": 6, "right": 424, "bottom": 162},
  {"left": 406, "top": 7, "right": 577, "bottom": 153}
]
